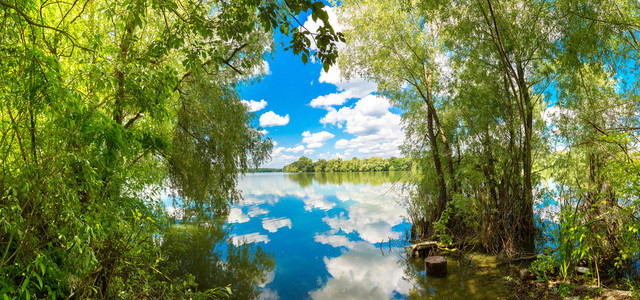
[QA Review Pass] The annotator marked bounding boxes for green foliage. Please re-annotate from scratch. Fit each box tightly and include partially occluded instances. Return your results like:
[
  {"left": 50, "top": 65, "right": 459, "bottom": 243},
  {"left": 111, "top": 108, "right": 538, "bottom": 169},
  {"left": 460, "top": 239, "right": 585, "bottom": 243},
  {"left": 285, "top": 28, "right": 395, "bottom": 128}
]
[
  {"left": 555, "top": 282, "right": 572, "bottom": 298},
  {"left": 283, "top": 156, "right": 411, "bottom": 173},
  {"left": 336, "top": 1, "right": 640, "bottom": 283},
  {"left": 433, "top": 205, "right": 453, "bottom": 245},
  {"left": 529, "top": 254, "right": 556, "bottom": 282},
  {"left": 0, "top": 0, "right": 341, "bottom": 298}
]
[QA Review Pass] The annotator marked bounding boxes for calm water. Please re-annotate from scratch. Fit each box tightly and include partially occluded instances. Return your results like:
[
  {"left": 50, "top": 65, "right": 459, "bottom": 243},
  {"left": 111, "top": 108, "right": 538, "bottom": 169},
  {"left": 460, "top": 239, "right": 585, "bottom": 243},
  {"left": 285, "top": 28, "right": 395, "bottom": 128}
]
[{"left": 163, "top": 172, "right": 517, "bottom": 299}]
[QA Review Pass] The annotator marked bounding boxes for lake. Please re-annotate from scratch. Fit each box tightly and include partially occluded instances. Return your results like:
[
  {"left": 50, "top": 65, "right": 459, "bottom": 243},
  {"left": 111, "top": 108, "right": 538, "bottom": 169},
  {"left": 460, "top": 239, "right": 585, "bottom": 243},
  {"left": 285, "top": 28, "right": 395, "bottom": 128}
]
[{"left": 162, "top": 172, "right": 517, "bottom": 299}]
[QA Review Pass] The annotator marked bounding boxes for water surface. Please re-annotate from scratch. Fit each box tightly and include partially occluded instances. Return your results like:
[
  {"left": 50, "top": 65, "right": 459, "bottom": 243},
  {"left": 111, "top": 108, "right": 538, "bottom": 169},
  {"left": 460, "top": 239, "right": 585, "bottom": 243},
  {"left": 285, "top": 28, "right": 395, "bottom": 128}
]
[{"left": 164, "top": 172, "right": 517, "bottom": 299}]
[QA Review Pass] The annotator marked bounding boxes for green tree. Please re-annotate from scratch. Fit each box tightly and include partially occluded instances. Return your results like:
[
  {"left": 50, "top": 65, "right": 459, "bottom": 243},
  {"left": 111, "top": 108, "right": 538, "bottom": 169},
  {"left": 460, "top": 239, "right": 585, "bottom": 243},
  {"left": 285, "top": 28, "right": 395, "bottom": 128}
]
[
  {"left": 0, "top": 0, "right": 342, "bottom": 297},
  {"left": 314, "top": 159, "right": 328, "bottom": 172}
]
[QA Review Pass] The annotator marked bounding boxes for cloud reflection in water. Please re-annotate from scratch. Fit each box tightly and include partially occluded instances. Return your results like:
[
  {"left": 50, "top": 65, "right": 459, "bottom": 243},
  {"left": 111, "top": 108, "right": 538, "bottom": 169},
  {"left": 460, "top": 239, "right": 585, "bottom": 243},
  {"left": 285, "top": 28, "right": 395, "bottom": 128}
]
[{"left": 232, "top": 172, "right": 410, "bottom": 299}]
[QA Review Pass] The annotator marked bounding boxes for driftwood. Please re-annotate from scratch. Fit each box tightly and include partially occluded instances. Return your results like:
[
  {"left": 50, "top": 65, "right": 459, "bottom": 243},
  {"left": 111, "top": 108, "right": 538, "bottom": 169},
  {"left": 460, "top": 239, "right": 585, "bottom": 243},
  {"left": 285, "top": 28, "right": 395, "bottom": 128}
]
[{"left": 407, "top": 241, "right": 456, "bottom": 258}]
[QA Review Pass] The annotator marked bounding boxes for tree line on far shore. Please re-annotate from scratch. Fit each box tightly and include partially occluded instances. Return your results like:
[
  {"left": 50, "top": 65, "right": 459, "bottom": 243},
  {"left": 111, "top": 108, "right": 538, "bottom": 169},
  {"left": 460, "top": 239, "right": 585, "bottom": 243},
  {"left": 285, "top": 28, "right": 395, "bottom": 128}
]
[{"left": 282, "top": 156, "right": 411, "bottom": 173}]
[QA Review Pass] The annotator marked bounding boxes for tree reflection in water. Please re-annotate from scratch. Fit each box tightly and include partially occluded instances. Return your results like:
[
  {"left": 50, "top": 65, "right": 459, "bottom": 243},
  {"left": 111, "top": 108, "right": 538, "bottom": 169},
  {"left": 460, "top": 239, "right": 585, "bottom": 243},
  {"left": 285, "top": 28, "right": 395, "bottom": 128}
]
[
  {"left": 286, "top": 171, "right": 405, "bottom": 187},
  {"left": 160, "top": 217, "right": 275, "bottom": 299}
]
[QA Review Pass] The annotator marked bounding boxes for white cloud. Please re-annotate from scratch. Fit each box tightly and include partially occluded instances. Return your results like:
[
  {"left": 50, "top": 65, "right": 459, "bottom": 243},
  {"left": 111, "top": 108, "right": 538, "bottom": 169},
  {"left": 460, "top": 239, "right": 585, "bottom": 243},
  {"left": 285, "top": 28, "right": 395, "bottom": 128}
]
[
  {"left": 228, "top": 207, "right": 250, "bottom": 223},
  {"left": 262, "top": 151, "right": 298, "bottom": 168},
  {"left": 310, "top": 92, "right": 351, "bottom": 108},
  {"left": 309, "top": 67, "right": 378, "bottom": 109},
  {"left": 303, "top": 194, "right": 336, "bottom": 211},
  {"left": 230, "top": 232, "right": 270, "bottom": 246},
  {"left": 303, "top": 9, "right": 376, "bottom": 109},
  {"left": 304, "top": 149, "right": 315, "bottom": 155},
  {"left": 318, "top": 67, "right": 377, "bottom": 99},
  {"left": 321, "top": 95, "right": 398, "bottom": 135},
  {"left": 248, "top": 206, "right": 269, "bottom": 217},
  {"left": 309, "top": 236, "right": 410, "bottom": 300},
  {"left": 242, "top": 99, "right": 268, "bottom": 112},
  {"left": 317, "top": 95, "right": 403, "bottom": 158},
  {"left": 302, "top": 131, "right": 335, "bottom": 148},
  {"left": 262, "top": 217, "right": 292, "bottom": 232},
  {"left": 251, "top": 60, "right": 271, "bottom": 77},
  {"left": 259, "top": 129, "right": 268, "bottom": 135},
  {"left": 258, "top": 288, "right": 279, "bottom": 300},
  {"left": 284, "top": 145, "right": 305, "bottom": 153},
  {"left": 259, "top": 111, "right": 290, "bottom": 127},
  {"left": 301, "top": 4, "right": 402, "bottom": 159}
]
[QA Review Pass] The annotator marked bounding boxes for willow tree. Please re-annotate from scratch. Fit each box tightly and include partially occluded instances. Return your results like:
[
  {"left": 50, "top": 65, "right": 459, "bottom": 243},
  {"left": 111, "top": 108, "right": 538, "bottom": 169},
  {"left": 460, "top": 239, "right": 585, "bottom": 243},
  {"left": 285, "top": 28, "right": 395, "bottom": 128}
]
[
  {"left": 540, "top": 0, "right": 640, "bottom": 280},
  {"left": 336, "top": 0, "right": 551, "bottom": 251},
  {"left": 0, "top": 0, "right": 341, "bottom": 298},
  {"left": 337, "top": 0, "right": 461, "bottom": 240}
]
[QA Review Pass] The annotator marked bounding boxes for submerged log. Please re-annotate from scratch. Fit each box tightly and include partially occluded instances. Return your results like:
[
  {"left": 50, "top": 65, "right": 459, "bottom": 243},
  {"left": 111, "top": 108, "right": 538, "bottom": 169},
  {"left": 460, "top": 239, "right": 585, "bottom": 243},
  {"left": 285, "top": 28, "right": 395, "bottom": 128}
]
[{"left": 425, "top": 256, "right": 447, "bottom": 277}]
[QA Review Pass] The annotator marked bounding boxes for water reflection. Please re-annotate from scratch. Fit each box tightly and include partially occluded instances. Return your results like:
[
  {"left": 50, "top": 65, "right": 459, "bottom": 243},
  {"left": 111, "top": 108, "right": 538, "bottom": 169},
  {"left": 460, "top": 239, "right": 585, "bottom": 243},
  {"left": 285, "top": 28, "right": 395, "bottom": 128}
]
[
  {"left": 310, "top": 234, "right": 410, "bottom": 299},
  {"left": 401, "top": 253, "right": 517, "bottom": 300},
  {"left": 160, "top": 218, "right": 275, "bottom": 299},
  {"left": 286, "top": 171, "right": 404, "bottom": 187},
  {"left": 195, "top": 172, "right": 515, "bottom": 299},
  {"left": 232, "top": 172, "right": 410, "bottom": 299}
]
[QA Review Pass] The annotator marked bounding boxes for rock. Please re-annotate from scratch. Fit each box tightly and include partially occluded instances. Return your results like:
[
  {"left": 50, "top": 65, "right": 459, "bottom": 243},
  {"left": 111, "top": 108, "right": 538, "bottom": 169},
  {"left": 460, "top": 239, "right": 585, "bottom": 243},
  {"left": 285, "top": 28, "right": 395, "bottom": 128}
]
[
  {"left": 425, "top": 256, "right": 447, "bottom": 277},
  {"left": 576, "top": 266, "right": 589, "bottom": 274},
  {"left": 408, "top": 241, "right": 438, "bottom": 258}
]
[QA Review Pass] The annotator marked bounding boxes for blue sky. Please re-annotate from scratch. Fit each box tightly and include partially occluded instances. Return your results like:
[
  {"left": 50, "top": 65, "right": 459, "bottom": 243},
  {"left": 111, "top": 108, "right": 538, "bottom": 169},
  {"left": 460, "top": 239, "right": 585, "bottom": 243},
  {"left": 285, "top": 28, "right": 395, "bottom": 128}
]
[{"left": 240, "top": 7, "right": 404, "bottom": 168}]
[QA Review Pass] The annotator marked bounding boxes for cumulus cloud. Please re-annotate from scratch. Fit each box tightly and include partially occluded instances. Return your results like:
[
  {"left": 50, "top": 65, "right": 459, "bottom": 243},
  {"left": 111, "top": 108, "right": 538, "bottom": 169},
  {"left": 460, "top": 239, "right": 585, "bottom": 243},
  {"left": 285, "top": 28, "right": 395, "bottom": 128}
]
[
  {"left": 304, "top": 9, "right": 376, "bottom": 108},
  {"left": 318, "top": 95, "right": 403, "bottom": 157},
  {"left": 309, "top": 67, "right": 378, "bottom": 108},
  {"left": 284, "top": 145, "right": 305, "bottom": 153},
  {"left": 303, "top": 194, "right": 336, "bottom": 212},
  {"left": 301, "top": 4, "right": 402, "bottom": 158},
  {"left": 262, "top": 217, "right": 292, "bottom": 233},
  {"left": 259, "top": 111, "right": 290, "bottom": 127},
  {"left": 310, "top": 236, "right": 410, "bottom": 299},
  {"left": 248, "top": 206, "right": 269, "bottom": 217},
  {"left": 318, "top": 67, "right": 377, "bottom": 99},
  {"left": 302, "top": 131, "right": 335, "bottom": 148},
  {"left": 242, "top": 99, "right": 268, "bottom": 112},
  {"left": 228, "top": 207, "right": 250, "bottom": 223},
  {"left": 321, "top": 95, "right": 397, "bottom": 134},
  {"left": 304, "top": 149, "right": 315, "bottom": 155}
]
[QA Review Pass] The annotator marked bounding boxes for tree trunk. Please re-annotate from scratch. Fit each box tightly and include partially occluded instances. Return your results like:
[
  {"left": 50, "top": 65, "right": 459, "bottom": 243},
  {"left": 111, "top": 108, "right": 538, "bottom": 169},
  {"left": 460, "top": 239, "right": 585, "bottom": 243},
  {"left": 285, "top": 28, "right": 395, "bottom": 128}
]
[{"left": 427, "top": 105, "right": 448, "bottom": 220}]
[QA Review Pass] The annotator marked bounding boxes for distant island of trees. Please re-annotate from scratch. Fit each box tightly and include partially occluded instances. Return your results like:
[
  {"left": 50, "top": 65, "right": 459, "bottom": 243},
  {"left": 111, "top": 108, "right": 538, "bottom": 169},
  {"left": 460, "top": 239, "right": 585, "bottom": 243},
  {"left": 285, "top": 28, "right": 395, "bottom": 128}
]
[
  {"left": 252, "top": 168, "right": 283, "bottom": 173},
  {"left": 282, "top": 156, "right": 411, "bottom": 173}
]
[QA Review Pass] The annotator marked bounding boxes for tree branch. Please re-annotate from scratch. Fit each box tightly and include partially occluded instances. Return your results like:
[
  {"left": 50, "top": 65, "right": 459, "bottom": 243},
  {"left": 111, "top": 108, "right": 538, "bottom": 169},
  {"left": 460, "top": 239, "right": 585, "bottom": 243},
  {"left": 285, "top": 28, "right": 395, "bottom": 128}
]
[{"left": 0, "top": 0, "right": 92, "bottom": 52}]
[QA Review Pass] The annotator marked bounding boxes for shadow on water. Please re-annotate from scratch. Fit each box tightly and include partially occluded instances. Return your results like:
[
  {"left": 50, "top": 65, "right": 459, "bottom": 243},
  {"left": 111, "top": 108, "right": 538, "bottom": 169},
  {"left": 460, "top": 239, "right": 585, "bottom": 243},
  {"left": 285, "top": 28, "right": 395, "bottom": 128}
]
[
  {"left": 159, "top": 217, "right": 274, "bottom": 299},
  {"left": 285, "top": 171, "right": 405, "bottom": 187}
]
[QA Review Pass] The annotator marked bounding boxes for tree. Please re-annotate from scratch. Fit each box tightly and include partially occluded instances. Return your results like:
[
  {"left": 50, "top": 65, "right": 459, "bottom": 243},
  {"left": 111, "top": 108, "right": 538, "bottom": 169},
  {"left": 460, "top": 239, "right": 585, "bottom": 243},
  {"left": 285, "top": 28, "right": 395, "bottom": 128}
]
[
  {"left": 337, "top": 0, "right": 463, "bottom": 243},
  {"left": 337, "top": 0, "right": 640, "bottom": 280},
  {"left": 314, "top": 159, "right": 328, "bottom": 172},
  {"left": 0, "top": 0, "right": 342, "bottom": 297}
]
